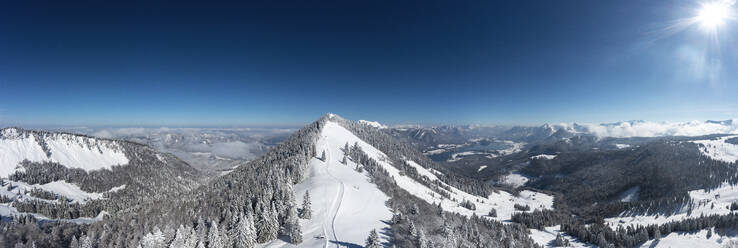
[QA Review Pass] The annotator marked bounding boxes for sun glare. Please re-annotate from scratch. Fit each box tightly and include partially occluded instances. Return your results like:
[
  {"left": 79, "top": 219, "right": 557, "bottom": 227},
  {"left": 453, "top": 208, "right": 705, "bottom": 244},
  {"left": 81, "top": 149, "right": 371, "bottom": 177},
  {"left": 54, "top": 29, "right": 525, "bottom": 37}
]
[{"left": 696, "top": 2, "right": 731, "bottom": 29}]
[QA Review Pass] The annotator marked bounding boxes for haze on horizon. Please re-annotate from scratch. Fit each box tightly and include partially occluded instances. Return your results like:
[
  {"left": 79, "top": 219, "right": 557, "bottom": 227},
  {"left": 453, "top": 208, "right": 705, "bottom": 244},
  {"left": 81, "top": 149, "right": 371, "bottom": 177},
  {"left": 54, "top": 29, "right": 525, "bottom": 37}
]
[{"left": 1, "top": 0, "right": 737, "bottom": 126}]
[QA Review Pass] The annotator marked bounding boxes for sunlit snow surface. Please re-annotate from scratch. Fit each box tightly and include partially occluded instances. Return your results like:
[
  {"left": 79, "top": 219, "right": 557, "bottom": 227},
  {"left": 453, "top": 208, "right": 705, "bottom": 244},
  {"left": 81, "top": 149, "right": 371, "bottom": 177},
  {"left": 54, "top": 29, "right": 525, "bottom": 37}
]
[
  {"left": 528, "top": 225, "right": 592, "bottom": 248},
  {"left": 530, "top": 154, "right": 557, "bottom": 160},
  {"left": 503, "top": 173, "right": 529, "bottom": 188},
  {"left": 639, "top": 228, "right": 738, "bottom": 248},
  {"left": 0, "top": 128, "right": 129, "bottom": 177},
  {"left": 692, "top": 135, "right": 738, "bottom": 164}
]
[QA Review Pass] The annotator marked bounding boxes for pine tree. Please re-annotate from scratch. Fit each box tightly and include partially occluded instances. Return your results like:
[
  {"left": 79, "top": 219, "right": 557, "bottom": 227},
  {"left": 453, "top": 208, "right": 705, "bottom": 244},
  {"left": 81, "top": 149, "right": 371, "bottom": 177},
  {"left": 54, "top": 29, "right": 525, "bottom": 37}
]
[
  {"left": 256, "top": 204, "right": 279, "bottom": 242},
  {"left": 653, "top": 227, "right": 661, "bottom": 240},
  {"left": 300, "top": 190, "right": 312, "bottom": 219},
  {"left": 286, "top": 205, "right": 303, "bottom": 244},
  {"left": 169, "top": 225, "right": 188, "bottom": 248},
  {"left": 234, "top": 212, "right": 256, "bottom": 248},
  {"left": 208, "top": 221, "right": 224, "bottom": 248},
  {"left": 408, "top": 221, "right": 418, "bottom": 236},
  {"left": 416, "top": 229, "right": 429, "bottom": 248},
  {"left": 365, "top": 229, "right": 382, "bottom": 248},
  {"left": 196, "top": 217, "right": 208, "bottom": 244},
  {"left": 70, "top": 236, "right": 79, "bottom": 248},
  {"left": 707, "top": 228, "right": 713, "bottom": 239},
  {"left": 79, "top": 235, "right": 93, "bottom": 248},
  {"left": 141, "top": 227, "right": 166, "bottom": 248},
  {"left": 554, "top": 233, "right": 566, "bottom": 247},
  {"left": 321, "top": 150, "right": 326, "bottom": 161}
]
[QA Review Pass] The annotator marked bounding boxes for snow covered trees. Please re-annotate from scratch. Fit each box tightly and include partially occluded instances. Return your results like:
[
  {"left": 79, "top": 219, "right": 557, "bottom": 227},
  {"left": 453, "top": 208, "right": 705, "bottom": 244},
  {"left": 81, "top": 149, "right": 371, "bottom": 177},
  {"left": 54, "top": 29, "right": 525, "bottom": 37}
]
[
  {"left": 208, "top": 221, "right": 226, "bottom": 248},
  {"left": 141, "top": 227, "right": 166, "bottom": 248},
  {"left": 285, "top": 205, "right": 303, "bottom": 244},
  {"left": 488, "top": 208, "right": 497, "bottom": 217},
  {"left": 365, "top": 229, "right": 382, "bottom": 248},
  {"left": 300, "top": 190, "right": 312, "bottom": 219},
  {"left": 320, "top": 150, "right": 326, "bottom": 161},
  {"left": 233, "top": 212, "right": 256, "bottom": 248},
  {"left": 554, "top": 234, "right": 570, "bottom": 247}
]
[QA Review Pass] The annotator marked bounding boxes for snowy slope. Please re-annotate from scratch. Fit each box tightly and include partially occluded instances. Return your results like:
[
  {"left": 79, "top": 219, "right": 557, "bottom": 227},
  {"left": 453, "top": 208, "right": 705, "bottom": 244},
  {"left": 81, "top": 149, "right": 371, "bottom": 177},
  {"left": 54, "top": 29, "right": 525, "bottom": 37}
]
[
  {"left": 606, "top": 182, "right": 738, "bottom": 227},
  {"left": 265, "top": 121, "right": 393, "bottom": 248},
  {"left": 639, "top": 228, "right": 738, "bottom": 248},
  {"left": 692, "top": 135, "right": 738, "bottom": 164},
  {"left": 528, "top": 225, "right": 592, "bottom": 248},
  {"left": 0, "top": 180, "right": 125, "bottom": 204},
  {"left": 266, "top": 120, "right": 554, "bottom": 247},
  {"left": 321, "top": 122, "right": 553, "bottom": 221},
  {"left": 530, "top": 154, "right": 557, "bottom": 160},
  {"left": 358, "top": 120, "right": 387, "bottom": 129},
  {"left": 0, "top": 128, "right": 129, "bottom": 177}
]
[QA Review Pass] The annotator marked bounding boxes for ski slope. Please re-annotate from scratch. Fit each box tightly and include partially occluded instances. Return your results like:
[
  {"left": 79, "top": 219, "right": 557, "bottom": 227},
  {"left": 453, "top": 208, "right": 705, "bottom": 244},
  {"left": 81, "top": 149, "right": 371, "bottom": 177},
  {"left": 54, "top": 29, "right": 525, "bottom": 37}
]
[
  {"left": 265, "top": 122, "right": 393, "bottom": 248},
  {"left": 0, "top": 128, "right": 129, "bottom": 177}
]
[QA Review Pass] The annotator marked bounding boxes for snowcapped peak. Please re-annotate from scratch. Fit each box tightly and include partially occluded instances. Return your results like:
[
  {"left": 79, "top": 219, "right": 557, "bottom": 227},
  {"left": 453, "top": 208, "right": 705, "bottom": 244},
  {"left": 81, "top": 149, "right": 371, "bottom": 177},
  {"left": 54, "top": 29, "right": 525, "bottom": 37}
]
[
  {"left": 358, "top": 120, "right": 387, "bottom": 129},
  {"left": 321, "top": 113, "right": 344, "bottom": 122},
  {"left": 1, "top": 127, "right": 23, "bottom": 138}
]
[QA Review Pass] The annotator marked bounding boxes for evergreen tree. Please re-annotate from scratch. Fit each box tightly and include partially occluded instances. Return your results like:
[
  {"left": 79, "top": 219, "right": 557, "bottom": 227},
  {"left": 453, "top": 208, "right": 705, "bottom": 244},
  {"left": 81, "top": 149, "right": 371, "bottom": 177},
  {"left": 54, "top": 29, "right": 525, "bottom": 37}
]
[
  {"left": 365, "top": 229, "right": 382, "bottom": 248},
  {"left": 653, "top": 227, "right": 661, "bottom": 240},
  {"left": 234, "top": 212, "right": 256, "bottom": 248},
  {"left": 416, "top": 229, "right": 429, "bottom": 248},
  {"left": 488, "top": 208, "right": 497, "bottom": 218},
  {"left": 408, "top": 221, "right": 418, "bottom": 236},
  {"left": 70, "top": 236, "right": 79, "bottom": 248},
  {"left": 208, "top": 221, "right": 225, "bottom": 248},
  {"left": 300, "top": 190, "right": 312, "bottom": 219},
  {"left": 286, "top": 205, "right": 303, "bottom": 244},
  {"left": 321, "top": 151, "right": 326, "bottom": 161},
  {"left": 79, "top": 235, "right": 93, "bottom": 248},
  {"left": 169, "top": 225, "right": 188, "bottom": 248},
  {"left": 141, "top": 227, "right": 166, "bottom": 248}
]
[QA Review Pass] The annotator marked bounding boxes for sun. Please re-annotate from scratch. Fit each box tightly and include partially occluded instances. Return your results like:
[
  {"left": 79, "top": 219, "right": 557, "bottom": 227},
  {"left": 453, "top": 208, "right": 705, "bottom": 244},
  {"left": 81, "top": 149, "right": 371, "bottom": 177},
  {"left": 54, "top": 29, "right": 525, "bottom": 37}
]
[{"left": 696, "top": 2, "right": 731, "bottom": 29}]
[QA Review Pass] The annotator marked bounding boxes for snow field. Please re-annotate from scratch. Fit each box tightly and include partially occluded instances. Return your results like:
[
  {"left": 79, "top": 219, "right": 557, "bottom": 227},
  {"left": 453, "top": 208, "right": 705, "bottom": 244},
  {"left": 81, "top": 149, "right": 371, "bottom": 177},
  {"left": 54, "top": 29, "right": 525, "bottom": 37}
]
[
  {"left": 692, "top": 135, "right": 738, "bottom": 164},
  {"left": 528, "top": 225, "right": 591, "bottom": 248}
]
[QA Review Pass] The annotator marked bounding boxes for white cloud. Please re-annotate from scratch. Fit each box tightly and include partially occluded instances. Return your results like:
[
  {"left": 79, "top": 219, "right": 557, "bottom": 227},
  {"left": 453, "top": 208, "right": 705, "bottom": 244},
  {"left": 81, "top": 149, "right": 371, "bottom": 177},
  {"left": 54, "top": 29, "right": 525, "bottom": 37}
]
[{"left": 572, "top": 120, "right": 738, "bottom": 138}]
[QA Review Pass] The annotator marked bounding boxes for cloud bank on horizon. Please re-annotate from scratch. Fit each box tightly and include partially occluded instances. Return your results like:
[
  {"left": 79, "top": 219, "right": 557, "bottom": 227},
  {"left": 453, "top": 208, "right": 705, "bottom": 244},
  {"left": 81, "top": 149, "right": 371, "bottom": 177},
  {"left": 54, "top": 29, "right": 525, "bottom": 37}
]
[{"left": 570, "top": 119, "right": 738, "bottom": 138}]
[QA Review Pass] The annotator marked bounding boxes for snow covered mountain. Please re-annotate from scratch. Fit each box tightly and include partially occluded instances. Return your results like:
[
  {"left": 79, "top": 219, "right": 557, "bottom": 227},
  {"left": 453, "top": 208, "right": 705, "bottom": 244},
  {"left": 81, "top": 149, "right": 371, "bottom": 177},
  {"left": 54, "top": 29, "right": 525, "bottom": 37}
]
[
  {"left": 0, "top": 127, "right": 129, "bottom": 177},
  {"left": 266, "top": 115, "right": 553, "bottom": 247},
  {"left": 0, "top": 127, "right": 201, "bottom": 225}
]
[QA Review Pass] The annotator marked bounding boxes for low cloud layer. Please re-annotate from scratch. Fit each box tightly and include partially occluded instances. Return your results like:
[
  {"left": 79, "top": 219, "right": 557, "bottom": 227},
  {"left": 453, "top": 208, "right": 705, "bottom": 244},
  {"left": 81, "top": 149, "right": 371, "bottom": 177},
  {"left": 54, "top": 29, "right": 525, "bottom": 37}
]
[{"left": 573, "top": 120, "right": 738, "bottom": 138}]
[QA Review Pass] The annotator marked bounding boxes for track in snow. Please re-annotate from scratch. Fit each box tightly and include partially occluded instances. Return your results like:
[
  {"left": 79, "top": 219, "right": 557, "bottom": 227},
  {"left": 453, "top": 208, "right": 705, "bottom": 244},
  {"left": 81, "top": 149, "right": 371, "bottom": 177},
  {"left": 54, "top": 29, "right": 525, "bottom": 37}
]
[{"left": 322, "top": 137, "right": 345, "bottom": 248}]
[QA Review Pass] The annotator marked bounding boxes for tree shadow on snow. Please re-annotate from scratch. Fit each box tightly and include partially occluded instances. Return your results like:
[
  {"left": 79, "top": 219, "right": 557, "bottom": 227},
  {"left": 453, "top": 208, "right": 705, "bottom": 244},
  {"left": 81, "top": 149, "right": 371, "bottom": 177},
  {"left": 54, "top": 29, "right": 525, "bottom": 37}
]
[
  {"left": 329, "top": 240, "right": 363, "bottom": 248},
  {"left": 380, "top": 220, "right": 393, "bottom": 247}
]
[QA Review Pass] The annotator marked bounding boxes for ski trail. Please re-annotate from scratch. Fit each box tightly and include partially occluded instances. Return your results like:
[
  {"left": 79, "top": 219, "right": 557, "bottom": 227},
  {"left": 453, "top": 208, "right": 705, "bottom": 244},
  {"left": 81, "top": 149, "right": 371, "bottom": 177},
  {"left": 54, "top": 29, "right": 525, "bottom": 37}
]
[{"left": 322, "top": 136, "right": 345, "bottom": 247}]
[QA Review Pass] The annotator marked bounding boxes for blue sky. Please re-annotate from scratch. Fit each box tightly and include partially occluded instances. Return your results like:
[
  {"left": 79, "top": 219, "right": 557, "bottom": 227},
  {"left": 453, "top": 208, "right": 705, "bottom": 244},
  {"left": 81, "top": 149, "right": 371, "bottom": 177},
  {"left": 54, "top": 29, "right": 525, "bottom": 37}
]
[{"left": 1, "top": 0, "right": 736, "bottom": 126}]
